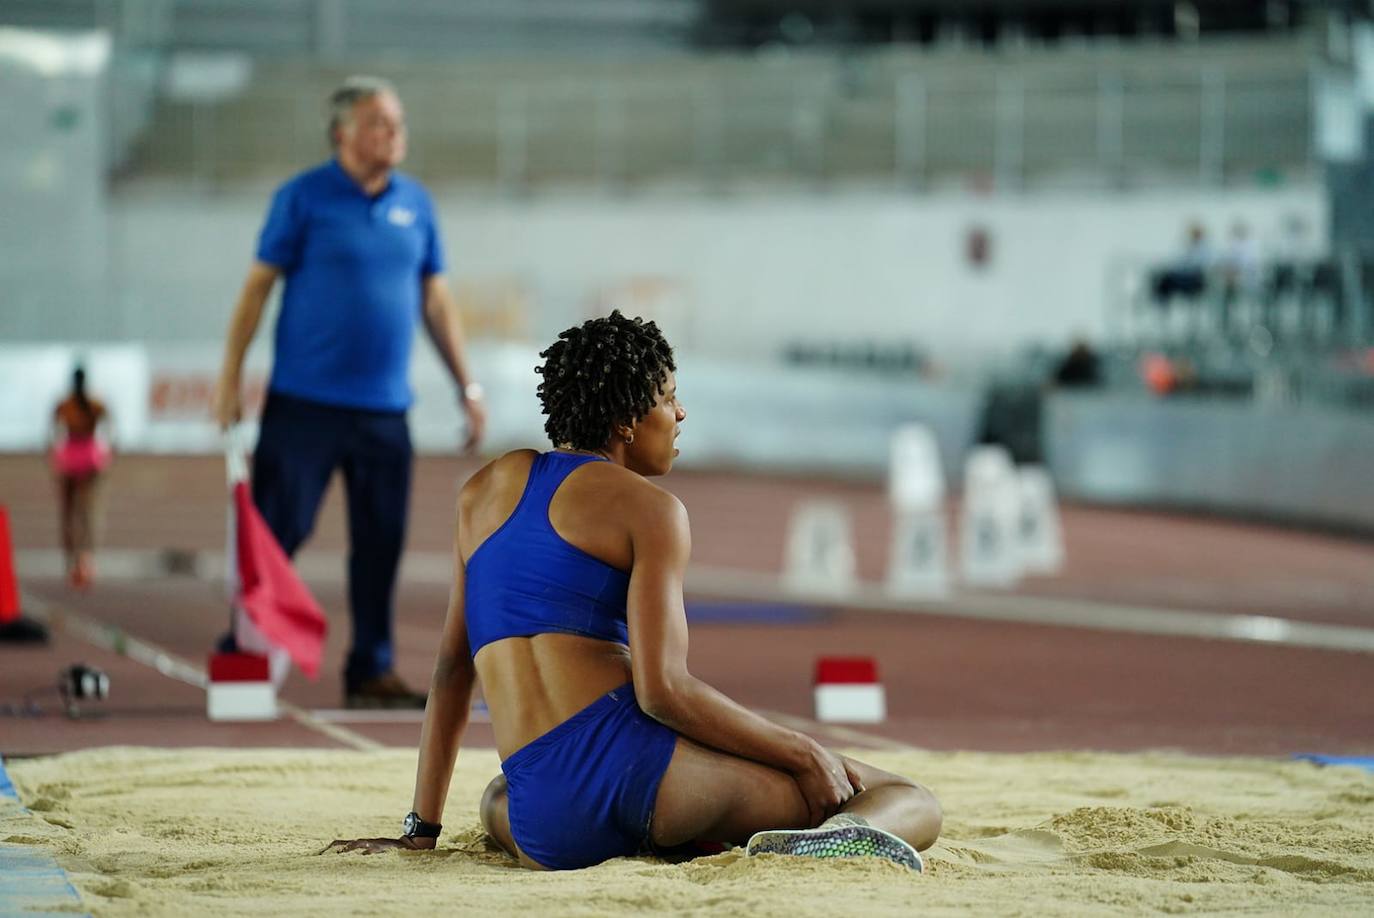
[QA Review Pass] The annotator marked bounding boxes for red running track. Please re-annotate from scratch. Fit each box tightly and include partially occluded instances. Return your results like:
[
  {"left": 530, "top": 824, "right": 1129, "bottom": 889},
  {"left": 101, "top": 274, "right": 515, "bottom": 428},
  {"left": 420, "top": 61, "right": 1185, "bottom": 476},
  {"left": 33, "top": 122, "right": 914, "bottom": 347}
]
[{"left": 1, "top": 455, "right": 1371, "bottom": 757}]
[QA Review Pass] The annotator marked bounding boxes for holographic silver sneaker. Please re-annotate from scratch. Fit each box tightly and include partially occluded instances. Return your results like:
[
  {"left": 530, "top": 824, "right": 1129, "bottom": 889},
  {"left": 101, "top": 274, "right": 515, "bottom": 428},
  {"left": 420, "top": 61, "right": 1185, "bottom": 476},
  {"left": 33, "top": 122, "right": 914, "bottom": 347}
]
[{"left": 745, "top": 823, "right": 924, "bottom": 872}]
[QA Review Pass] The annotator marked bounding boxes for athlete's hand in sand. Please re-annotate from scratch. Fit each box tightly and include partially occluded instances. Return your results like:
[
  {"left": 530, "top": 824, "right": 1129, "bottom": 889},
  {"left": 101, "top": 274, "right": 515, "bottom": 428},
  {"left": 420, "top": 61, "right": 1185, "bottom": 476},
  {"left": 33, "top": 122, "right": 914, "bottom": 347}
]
[
  {"left": 791, "top": 741, "right": 865, "bottom": 827},
  {"left": 321, "top": 836, "right": 436, "bottom": 855},
  {"left": 212, "top": 376, "right": 241, "bottom": 431}
]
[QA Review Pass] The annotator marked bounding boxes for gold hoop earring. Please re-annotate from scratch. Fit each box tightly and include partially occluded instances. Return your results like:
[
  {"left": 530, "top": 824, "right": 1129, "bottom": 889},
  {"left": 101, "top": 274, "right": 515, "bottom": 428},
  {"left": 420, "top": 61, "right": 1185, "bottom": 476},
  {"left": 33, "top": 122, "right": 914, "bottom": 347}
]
[{"left": 624, "top": 433, "right": 634, "bottom": 445}]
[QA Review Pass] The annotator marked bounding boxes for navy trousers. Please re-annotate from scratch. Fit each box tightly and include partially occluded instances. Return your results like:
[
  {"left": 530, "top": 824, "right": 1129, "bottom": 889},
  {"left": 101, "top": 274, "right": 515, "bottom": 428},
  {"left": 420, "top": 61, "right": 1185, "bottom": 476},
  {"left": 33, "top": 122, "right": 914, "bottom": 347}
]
[{"left": 252, "top": 391, "right": 412, "bottom": 690}]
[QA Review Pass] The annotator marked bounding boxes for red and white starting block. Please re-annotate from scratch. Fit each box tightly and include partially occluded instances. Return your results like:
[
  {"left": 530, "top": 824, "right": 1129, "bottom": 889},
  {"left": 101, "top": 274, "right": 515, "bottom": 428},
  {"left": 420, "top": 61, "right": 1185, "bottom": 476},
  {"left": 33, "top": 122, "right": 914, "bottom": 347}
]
[
  {"left": 206, "top": 652, "right": 278, "bottom": 721},
  {"left": 814, "top": 657, "right": 886, "bottom": 724}
]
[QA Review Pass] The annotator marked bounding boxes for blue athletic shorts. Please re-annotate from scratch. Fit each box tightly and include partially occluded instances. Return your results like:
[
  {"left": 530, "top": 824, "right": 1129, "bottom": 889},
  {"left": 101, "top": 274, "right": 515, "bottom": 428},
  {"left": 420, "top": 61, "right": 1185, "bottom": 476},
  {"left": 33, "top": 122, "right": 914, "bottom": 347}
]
[{"left": 501, "top": 682, "right": 679, "bottom": 870}]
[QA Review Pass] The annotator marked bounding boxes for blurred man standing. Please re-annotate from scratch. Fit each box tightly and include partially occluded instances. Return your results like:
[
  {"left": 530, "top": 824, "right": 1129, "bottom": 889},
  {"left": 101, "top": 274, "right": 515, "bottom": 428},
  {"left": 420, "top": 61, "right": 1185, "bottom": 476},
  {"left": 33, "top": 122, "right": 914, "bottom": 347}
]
[{"left": 213, "top": 76, "right": 487, "bottom": 708}]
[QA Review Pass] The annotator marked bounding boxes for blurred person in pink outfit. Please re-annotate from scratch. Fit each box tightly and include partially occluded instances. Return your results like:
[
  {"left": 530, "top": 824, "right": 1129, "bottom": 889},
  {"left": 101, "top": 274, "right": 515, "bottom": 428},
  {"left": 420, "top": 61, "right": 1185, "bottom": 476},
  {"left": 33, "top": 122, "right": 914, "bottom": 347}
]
[{"left": 49, "top": 366, "right": 112, "bottom": 589}]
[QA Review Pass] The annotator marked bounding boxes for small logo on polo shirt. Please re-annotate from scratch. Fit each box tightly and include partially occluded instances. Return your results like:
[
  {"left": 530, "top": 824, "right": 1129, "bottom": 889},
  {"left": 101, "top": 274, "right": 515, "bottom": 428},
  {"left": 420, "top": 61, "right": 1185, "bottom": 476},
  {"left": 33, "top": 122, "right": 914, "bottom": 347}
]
[{"left": 386, "top": 205, "right": 416, "bottom": 227}]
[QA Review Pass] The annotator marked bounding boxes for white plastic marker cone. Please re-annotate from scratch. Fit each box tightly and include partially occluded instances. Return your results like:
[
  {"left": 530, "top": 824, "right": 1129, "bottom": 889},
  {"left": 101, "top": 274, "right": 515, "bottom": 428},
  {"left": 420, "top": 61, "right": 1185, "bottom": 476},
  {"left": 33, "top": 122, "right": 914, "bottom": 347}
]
[
  {"left": 783, "top": 500, "right": 857, "bottom": 597},
  {"left": 885, "top": 424, "right": 950, "bottom": 599},
  {"left": 814, "top": 657, "right": 886, "bottom": 723},
  {"left": 959, "top": 445, "right": 1023, "bottom": 587},
  {"left": 888, "top": 424, "right": 945, "bottom": 511},
  {"left": 1017, "top": 465, "right": 1064, "bottom": 575},
  {"left": 206, "top": 651, "right": 278, "bottom": 721}
]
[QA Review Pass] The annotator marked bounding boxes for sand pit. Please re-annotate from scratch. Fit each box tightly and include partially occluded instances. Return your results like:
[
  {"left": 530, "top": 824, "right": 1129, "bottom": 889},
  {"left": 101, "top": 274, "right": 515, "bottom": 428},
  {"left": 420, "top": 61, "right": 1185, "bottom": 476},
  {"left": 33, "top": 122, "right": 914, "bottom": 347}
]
[{"left": 3, "top": 746, "right": 1372, "bottom": 916}]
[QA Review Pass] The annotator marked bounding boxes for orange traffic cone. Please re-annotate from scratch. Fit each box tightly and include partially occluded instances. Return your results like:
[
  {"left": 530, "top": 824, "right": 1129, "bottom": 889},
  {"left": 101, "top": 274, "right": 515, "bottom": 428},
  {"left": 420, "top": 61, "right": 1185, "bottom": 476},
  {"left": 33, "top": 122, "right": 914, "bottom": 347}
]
[{"left": 0, "top": 505, "right": 50, "bottom": 643}]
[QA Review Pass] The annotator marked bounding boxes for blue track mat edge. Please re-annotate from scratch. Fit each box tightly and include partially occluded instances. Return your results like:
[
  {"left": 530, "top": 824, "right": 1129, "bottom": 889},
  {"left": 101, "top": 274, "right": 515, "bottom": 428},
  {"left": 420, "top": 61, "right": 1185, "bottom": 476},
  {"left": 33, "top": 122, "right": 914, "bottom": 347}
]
[
  {"left": 0, "top": 754, "right": 87, "bottom": 916},
  {"left": 1292, "top": 753, "right": 1374, "bottom": 773}
]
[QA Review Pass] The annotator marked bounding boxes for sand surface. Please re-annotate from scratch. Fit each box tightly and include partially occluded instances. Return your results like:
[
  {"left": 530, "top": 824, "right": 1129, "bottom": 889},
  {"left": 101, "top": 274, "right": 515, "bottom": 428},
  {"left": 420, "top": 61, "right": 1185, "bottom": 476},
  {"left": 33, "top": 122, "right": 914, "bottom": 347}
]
[{"left": 3, "top": 747, "right": 1373, "bottom": 916}]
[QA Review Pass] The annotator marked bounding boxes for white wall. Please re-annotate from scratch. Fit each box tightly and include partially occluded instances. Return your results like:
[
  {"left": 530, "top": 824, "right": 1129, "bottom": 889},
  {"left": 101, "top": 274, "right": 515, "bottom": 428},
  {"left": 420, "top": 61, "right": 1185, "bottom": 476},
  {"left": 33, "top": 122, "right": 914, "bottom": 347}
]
[
  {"left": 20, "top": 180, "right": 1329, "bottom": 363},
  {"left": 432, "top": 186, "right": 1326, "bottom": 362},
  {"left": 0, "top": 33, "right": 111, "bottom": 340}
]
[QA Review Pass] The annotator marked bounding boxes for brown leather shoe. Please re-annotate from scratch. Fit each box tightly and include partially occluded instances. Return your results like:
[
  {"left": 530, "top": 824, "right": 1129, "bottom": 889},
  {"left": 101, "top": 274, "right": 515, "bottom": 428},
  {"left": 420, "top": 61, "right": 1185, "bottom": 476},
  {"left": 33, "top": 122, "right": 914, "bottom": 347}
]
[{"left": 345, "top": 672, "right": 428, "bottom": 710}]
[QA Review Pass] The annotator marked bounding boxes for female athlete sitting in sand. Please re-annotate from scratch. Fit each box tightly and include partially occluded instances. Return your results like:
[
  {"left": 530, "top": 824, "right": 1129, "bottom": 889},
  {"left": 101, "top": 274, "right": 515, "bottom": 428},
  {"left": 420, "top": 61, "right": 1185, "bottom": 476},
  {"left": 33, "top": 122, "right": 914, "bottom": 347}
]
[{"left": 328, "top": 312, "right": 941, "bottom": 870}]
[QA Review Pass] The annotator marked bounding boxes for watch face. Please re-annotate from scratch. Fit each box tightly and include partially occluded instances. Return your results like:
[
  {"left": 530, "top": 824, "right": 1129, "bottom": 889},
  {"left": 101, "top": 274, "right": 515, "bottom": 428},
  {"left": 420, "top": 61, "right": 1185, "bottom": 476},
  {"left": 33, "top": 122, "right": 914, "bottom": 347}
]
[{"left": 403, "top": 812, "right": 417, "bottom": 835}]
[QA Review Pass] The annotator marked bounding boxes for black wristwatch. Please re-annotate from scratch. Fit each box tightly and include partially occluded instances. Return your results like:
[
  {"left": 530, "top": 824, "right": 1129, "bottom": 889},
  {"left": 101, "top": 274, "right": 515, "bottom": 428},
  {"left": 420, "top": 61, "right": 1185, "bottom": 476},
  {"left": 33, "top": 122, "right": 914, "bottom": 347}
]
[{"left": 402, "top": 811, "right": 442, "bottom": 839}]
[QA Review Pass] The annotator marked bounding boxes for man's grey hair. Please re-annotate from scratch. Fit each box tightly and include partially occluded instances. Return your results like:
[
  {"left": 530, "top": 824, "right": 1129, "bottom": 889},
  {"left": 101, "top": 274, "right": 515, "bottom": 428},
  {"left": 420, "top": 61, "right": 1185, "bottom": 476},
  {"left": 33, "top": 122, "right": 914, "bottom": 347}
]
[{"left": 327, "top": 75, "right": 398, "bottom": 146}]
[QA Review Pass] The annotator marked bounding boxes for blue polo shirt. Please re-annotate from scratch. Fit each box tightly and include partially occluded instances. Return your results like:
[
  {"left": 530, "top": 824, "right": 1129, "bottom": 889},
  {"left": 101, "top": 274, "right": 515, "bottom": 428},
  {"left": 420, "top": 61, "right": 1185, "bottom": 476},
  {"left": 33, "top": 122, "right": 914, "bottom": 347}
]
[{"left": 256, "top": 159, "right": 445, "bottom": 412}]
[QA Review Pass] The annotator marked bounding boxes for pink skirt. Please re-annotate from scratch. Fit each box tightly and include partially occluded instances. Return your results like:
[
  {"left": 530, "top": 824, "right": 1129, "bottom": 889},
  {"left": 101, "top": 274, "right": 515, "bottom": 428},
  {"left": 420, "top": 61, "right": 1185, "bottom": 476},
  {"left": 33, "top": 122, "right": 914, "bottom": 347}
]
[{"left": 53, "top": 436, "right": 111, "bottom": 479}]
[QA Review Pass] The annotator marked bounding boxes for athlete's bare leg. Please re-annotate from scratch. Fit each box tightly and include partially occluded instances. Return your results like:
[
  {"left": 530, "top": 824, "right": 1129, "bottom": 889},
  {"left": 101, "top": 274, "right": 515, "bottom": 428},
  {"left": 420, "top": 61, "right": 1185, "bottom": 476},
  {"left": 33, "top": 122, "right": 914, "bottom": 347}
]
[{"left": 648, "top": 735, "right": 941, "bottom": 853}]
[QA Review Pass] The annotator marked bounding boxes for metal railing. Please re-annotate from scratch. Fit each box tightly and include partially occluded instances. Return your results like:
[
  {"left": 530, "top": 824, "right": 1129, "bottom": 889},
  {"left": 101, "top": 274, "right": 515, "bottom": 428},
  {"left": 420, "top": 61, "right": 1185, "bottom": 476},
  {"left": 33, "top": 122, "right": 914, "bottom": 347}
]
[{"left": 125, "top": 55, "right": 1317, "bottom": 193}]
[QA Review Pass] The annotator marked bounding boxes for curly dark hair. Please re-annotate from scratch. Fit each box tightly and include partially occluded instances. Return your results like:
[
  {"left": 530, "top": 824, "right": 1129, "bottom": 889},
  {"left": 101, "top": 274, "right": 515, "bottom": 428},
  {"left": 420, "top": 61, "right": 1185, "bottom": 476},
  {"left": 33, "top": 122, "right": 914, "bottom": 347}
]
[{"left": 535, "top": 310, "right": 676, "bottom": 451}]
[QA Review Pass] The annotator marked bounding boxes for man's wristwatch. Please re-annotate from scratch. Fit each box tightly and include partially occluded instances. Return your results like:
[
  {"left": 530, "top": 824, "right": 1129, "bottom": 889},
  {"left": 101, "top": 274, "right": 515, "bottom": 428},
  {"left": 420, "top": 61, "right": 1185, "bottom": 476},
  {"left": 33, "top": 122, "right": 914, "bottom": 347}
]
[
  {"left": 402, "top": 811, "right": 442, "bottom": 839},
  {"left": 462, "top": 382, "right": 485, "bottom": 402}
]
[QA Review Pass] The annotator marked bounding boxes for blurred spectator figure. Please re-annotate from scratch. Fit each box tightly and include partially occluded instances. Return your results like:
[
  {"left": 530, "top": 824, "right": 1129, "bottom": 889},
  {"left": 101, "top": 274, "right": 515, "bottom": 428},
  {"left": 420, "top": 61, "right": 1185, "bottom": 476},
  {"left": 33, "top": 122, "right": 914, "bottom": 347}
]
[
  {"left": 1269, "top": 214, "right": 1318, "bottom": 320},
  {"left": 1219, "top": 220, "right": 1262, "bottom": 295},
  {"left": 1140, "top": 352, "right": 1178, "bottom": 396},
  {"left": 1275, "top": 213, "right": 1316, "bottom": 266},
  {"left": 212, "top": 76, "right": 487, "bottom": 708},
  {"left": 49, "top": 365, "right": 112, "bottom": 589},
  {"left": 1140, "top": 352, "right": 1198, "bottom": 396},
  {"left": 1151, "top": 221, "right": 1212, "bottom": 303},
  {"left": 1053, "top": 337, "right": 1102, "bottom": 388},
  {"left": 976, "top": 382, "right": 1044, "bottom": 464},
  {"left": 1217, "top": 220, "right": 1262, "bottom": 338}
]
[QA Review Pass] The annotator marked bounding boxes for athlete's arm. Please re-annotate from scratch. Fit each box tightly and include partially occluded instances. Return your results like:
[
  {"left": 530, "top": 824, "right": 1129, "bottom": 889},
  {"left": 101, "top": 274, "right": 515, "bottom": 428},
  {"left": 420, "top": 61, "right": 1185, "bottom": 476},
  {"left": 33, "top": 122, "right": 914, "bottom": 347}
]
[
  {"left": 93, "top": 402, "right": 114, "bottom": 452},
  {"left": 101, "top": 402, "right": 113, "bottom": 435},
  {"left": 326, "top": 496, "right": 477, "bottom": 854},
  {"left": 213, "top": 261, "right": 278, "bottom": 430},
  {"left": 420, "top": 274, "right": 486, "bottom": 451},
  {"left": 48, "top": 404, "right": 62, "bottom": 452},
  {"left": 407, "top": 535, "right": 478, "bottom": 842},
  {"left": 625, "top": 489, "right": 858, "bottom": 825}
]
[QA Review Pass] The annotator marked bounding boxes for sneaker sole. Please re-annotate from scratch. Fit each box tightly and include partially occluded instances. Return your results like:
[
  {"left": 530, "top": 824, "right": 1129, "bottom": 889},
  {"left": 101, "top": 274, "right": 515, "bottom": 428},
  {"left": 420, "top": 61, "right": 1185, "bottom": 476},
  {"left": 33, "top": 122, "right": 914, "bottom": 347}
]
[{"left": 745, "top": 824, "right": 924, "bottom": 872}]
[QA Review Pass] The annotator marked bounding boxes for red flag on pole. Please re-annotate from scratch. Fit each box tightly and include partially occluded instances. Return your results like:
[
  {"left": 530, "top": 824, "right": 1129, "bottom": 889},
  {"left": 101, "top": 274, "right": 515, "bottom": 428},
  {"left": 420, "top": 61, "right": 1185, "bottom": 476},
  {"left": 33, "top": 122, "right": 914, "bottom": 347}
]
[{"left": 230, "top": 480, "right": 327, "bottom": 681}]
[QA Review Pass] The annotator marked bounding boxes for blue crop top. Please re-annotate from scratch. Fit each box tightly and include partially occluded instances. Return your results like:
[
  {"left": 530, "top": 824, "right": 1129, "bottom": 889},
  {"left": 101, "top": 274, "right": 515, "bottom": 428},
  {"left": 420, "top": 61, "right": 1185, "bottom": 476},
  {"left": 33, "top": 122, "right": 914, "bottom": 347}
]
[{"left": 465, "top": 452, "right": 631, "bottom": 658}]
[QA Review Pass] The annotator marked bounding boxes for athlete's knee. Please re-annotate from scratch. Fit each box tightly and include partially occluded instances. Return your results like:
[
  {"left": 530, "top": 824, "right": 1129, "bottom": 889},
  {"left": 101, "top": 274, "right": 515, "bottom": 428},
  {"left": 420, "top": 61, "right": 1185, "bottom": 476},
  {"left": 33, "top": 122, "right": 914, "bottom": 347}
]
[
  {"left": 479, "top": 773, "right": 508, "bottom": 837},
  {"left": 479, "top": 774, "right": 542, "bottom": 867},
  {"left": 911, "top": 782, "right": 943, "bottom": 850}
]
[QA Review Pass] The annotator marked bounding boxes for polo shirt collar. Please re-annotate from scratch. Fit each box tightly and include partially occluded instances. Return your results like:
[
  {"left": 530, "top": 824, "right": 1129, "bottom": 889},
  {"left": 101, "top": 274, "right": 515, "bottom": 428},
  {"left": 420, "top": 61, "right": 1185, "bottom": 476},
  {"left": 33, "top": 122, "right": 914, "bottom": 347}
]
[{"left": 328, "top": 157, "right": 395, "bottom": 200}]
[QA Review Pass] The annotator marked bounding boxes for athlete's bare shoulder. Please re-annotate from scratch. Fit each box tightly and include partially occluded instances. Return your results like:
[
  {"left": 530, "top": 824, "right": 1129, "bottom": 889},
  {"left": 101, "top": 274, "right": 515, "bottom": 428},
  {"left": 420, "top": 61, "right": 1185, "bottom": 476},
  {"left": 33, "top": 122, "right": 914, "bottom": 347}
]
[
  {"left": 579, "top": 460, "right": 688, "bottom": 531},
  {"left": 461, "top": 449, "right": 538, "bottom": 497},
  {"left": 457, "top": 450, "right": 540, "bottom": 559},
  {"left": 458, "top": 449, "right": 538, "bottom": 517}
]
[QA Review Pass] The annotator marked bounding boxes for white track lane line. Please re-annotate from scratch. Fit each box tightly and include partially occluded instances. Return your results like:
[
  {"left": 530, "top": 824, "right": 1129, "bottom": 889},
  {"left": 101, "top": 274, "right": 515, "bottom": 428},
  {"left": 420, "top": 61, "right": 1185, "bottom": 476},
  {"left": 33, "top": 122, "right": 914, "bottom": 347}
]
[
  {"left": 21, "top": 591, "right": 383, "bottom": 752},
  {"left": 20, "top": 548, "right": 1374, "bottom": 654},
  {"left": 21, "top": 585, "right": 904, "bottom": 749},
  {"left": 758, "top": 709, "right": 922, "bottom": 753},
  {"left": 683, "top": 566, "right": 1374, "bottom": 655}
]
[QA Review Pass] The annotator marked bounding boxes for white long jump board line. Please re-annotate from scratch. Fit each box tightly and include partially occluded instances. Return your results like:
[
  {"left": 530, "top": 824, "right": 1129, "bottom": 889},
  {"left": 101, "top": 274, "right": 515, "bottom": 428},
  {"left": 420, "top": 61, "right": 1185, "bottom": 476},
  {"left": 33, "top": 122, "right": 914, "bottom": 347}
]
[
  {"left": 20, "top": 591, "right": 382, "bottom": 752},
  {"left": 758, "top": 709, "right": 921, "bottom": 753},
  {"left": 682, "top": 565, "right": 1374, "bottom": 655}
]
